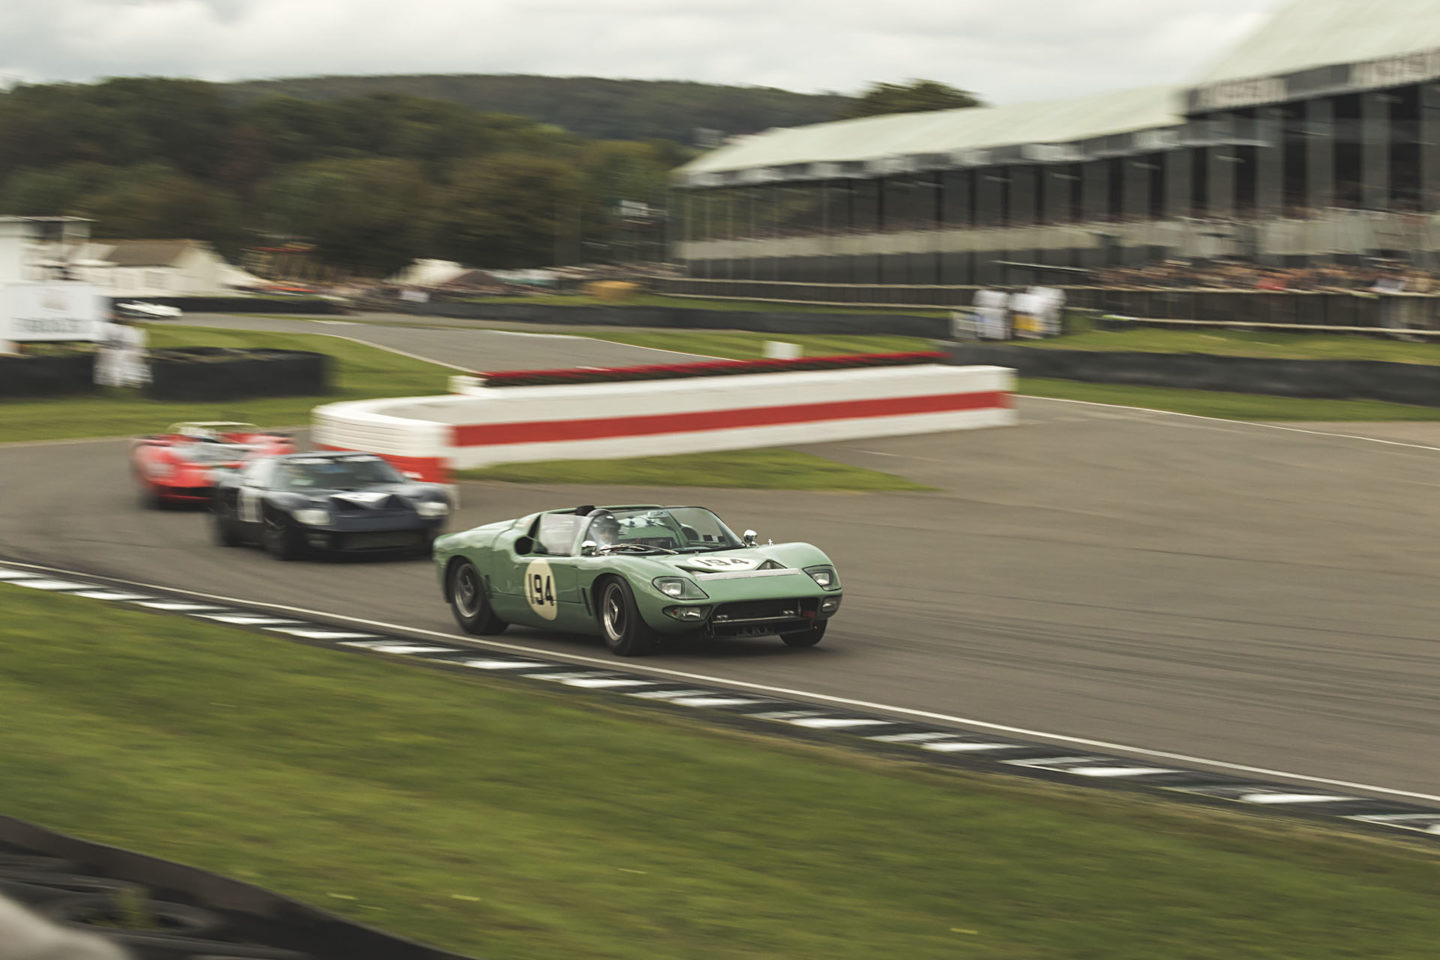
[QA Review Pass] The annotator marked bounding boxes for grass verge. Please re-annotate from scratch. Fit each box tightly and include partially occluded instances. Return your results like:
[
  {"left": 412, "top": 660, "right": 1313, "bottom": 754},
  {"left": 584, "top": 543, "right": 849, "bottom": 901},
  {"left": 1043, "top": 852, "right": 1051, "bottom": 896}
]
[
  {"left": 456, "top": 449, "right": 935, "bottom": 491},
  {"left": 1031, "top": 325, "right": 1440, "bottom": 364},
  {"left": 4, "top": 584, "right": 1440, "bottom": 959},
  {"left": 0, "top": 325, "right": 455, "bottom": 443},
  {"left": 1019, "top": 377, "right": 1440, "bottom": 420}
]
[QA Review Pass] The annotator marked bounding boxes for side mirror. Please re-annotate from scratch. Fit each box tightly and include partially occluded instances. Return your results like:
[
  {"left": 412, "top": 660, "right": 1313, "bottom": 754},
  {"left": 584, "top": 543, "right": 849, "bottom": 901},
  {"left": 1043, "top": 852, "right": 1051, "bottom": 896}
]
[
  {"left": 580, "top": 540, "right": 599, "bottom": 557},
  {"left": 742, "top": 529, "right": 758, "bottom": 546}
]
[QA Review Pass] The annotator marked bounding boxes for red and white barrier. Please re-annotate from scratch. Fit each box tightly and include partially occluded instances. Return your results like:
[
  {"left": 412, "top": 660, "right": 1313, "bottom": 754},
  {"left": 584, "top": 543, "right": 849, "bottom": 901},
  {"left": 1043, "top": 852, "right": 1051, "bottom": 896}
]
[{"left": 313, "top": 364, "right": 1014, "bottom": 482}]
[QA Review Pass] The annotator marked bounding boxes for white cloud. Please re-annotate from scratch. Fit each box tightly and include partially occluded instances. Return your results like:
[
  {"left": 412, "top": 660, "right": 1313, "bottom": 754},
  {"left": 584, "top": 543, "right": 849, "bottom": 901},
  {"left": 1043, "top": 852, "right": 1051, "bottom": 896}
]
[{"left": 0, "top": 0, "right": 1292, "bottom": 102}]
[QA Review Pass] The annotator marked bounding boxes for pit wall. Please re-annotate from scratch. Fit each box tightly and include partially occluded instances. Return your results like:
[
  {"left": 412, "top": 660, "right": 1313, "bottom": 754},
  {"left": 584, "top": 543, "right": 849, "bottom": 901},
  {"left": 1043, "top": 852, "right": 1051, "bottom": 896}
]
[{"left": 312, "top": 364, "right": 1015, "bottom": 482}]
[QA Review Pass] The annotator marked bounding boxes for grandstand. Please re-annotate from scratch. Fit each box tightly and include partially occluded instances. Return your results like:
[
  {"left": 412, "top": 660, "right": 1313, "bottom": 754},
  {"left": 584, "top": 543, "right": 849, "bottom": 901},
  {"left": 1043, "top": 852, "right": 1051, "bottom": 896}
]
[{"left": 671, "top": 0, "right": 1440, "bottom": 290}]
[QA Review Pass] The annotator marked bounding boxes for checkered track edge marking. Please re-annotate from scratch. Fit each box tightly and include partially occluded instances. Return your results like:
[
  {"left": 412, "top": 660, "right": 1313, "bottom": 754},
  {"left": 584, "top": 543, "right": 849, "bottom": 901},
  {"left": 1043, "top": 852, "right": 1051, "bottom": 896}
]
[{"left": 4, "top": 561, "right": 1438, "bottom": 842}]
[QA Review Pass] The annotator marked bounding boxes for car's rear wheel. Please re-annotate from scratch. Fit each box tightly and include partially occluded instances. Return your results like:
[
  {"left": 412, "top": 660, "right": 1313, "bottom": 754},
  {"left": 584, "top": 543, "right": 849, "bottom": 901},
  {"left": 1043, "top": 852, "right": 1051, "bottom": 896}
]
[
  {"left": 781, "top": 621, "right": 826, "bottom": 648},
  {"left": 450, "top": 560, "right": 507, "bottom": 634},
  {"left": 262, "top": 513, "right": 305, "bottom": 561},
  {"left": 598, "top": 577, "right": 658, "bottom": 657}
]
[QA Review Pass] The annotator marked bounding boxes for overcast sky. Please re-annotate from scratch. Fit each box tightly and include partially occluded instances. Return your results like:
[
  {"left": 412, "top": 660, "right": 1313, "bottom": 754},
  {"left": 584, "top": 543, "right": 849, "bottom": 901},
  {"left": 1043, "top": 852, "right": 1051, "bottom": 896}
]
[{"left": 0, "top": 0, "right": 1292, "bottom": 104}]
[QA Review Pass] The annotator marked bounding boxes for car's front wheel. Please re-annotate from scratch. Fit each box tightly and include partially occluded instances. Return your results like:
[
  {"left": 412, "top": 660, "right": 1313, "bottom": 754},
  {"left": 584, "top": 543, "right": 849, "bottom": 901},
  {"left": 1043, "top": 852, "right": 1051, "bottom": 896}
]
[
  {"left": 598, "top": 577, "right": 658, "bottom": 657},
  {"left": 262, "top": 513, "right": 306, "bottom": 561},
  {"left": 449, "top": 560, "right": 507, "bottom": 634},
  {"left": 781, "top": 621, "right": 826, "bottom": 648}
]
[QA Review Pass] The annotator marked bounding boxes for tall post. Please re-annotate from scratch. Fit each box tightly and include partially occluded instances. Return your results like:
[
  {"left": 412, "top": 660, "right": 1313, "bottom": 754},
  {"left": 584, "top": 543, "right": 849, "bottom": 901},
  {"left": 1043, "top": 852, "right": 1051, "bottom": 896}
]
[
  {"left": 1256, "top": 106, "right": 1284, "bottom": 219},
  {"left": 1423, "top": 84, "right": 1440, "bottom": 214},
  {"left": 1307, "top": 97, "right": 1335, "bottom": 211},
  {"left": 1362, "top": 91, "right": 1391, "bottom": 211},
  {"left": 1165, "top": 146, "right": 1192, "bottom": 220},
  {"left": 1081, "top": 159, "right": 1108, "bottom": 269},
  {"left": 1207, "top": 113, "right": 1235, "bottom": 219}
]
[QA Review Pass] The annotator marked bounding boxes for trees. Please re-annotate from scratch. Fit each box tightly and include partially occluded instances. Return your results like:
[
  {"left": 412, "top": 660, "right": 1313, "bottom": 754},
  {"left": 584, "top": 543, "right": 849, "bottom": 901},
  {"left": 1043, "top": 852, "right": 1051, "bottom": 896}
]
[{"left": 840, "top": 80, "right": 981, "bottom": 120}]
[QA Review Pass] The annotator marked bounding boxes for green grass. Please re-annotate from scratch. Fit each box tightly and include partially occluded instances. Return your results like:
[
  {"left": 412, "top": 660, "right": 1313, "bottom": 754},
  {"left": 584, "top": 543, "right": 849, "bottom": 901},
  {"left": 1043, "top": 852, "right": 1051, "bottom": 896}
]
[
  {"left": 1031, "top": 325, "right": 1440, "bottom": 365},
  {"left": 457, "top": 449, "right": 934, "bottom": 491},
  {"left": 1019, "top": 377, "right": 1440, "bottom": 420},
  {"left": 0, "top": 325, "right": 455, "bottom": 443},
  {"left": 463, "top": 291, "right": 949, "bottom": 317},
  {"left": 5, "top": 585, "right": 1440, "bottom": 959}
]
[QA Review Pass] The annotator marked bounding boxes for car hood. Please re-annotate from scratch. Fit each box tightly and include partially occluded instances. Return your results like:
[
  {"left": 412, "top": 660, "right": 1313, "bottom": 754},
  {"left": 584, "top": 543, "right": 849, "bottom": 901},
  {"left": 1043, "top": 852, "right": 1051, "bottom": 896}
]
[{"left": 645, "top": 542, "right": 833, "bottom": 579}]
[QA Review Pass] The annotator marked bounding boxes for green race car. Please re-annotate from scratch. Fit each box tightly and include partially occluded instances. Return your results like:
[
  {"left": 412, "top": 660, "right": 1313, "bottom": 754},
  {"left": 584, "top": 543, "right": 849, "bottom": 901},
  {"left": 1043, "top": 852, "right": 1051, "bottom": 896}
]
[{"left": 435, "top": 504, "right": 843, "bottom": 656}]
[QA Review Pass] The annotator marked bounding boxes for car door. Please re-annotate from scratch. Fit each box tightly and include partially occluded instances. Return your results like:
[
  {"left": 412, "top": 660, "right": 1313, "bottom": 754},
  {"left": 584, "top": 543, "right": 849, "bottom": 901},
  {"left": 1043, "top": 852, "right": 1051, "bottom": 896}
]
[
  {"left": 234, "top": 458, "right": 276, "bottom": 533},
  {"left": 504, "top": 514, "right": 586, "bottom": 630}
]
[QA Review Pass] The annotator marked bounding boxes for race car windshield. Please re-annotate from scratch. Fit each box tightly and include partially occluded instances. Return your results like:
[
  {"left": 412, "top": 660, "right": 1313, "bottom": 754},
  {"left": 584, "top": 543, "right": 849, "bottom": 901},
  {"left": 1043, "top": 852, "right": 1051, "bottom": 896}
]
[
  {"left": 276, "top": 457, "right": 403, "bottom": 491},
  {"left": 584, "top": 507, "right": 743, "bottom": 553}
]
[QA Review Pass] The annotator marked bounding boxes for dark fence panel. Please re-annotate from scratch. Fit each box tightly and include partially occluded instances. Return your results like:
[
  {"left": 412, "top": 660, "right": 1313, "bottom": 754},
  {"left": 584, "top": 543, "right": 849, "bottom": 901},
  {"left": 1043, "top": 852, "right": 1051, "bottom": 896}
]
[
  {"left": 387, "top": 301, "right": 952, "bottom": 338},
  {"left": 0, "top": 355, "right": 95, "bottom": 397},
  {"left": 148, "top": 348, "right": 330, "bottom": 402},
  {"left": 110, "top": 297, "right": 347, "bottom": 315},
  {"left": 1, "top": 815, "right": 477, "bottom": 960},
  {"left": 947, "top": 343, "right": 1440, "bottom": 406}
]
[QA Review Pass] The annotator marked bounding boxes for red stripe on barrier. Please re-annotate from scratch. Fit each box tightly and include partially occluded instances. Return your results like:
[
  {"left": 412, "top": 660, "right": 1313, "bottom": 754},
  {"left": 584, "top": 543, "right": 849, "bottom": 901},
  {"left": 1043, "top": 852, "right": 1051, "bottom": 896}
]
[{"left": 452, "top": 390, "right": 1008, "bottom": 447}]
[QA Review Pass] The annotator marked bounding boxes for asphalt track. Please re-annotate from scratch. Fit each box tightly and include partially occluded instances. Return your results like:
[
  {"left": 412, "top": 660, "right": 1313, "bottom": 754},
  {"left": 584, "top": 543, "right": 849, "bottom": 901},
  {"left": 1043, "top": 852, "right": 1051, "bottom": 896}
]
[{"left": 4, "top": 316, "right": 1440, "bottom": 802}]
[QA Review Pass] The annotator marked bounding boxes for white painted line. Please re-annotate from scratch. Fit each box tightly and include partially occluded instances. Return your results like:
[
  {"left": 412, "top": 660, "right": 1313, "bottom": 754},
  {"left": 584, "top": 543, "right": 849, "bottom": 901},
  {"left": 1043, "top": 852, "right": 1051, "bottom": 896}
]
[
  {"left": 526, "top": 671, "right": 620, "bottom": 683},
  {"left": 338, "top": 642, "right": 459, "bottom": 655},
  {"left": 0, "top": 568, "right": 40, "bottom": 580},
  {"left": 197, "top": 614, "right": 301, "bottom": 626},
  {"left": 550, "top": 677, "right": 654, "bottom": 689},
  {"left": 135, "top": 601, "right": 224, "bottom": 612},
  {"left": 457, "top": 658, "right": 555, "bottom": 670},
  {"left": 867, "top": 732, "right": 958, "bottom": 744},
  {"left": 921, "top": 741, "right": 1029, "bottom": 753},
  {"left": 626, "top": 688, "right": 715, "bottom": 700},
  {"left": 10, "top": 579, "right": 91, "bottom": 591},
  {"left": 73, "top": 591, "right": 153, "bottom": 601},
  {"left": 783, "top": 717, "right": 893, "bottom": 730},
  {"left": 7, "top": 558, "right": 1440, "bottom": 807},
  {"left": 1022, "top": 395, "right": 1440, "bottom": 455},
  {"left": 1238, "top": 792, "right": 1360, "bottom": 805},
  {"left": 1346, "top": 814, "right": 1440, "bottom": 834},
  {"left": 267, "top": 627, "right": 379, "bottom": 640},
  {"left": 670, "top": 696, "right": 769, "bottom": 708}
]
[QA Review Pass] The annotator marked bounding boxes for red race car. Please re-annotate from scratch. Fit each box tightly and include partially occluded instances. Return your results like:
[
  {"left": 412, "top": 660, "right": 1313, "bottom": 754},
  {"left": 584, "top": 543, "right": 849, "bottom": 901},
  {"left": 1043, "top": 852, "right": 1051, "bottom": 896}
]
[{"left": 132, "top": 421, "right": 295, "bottom": 509}]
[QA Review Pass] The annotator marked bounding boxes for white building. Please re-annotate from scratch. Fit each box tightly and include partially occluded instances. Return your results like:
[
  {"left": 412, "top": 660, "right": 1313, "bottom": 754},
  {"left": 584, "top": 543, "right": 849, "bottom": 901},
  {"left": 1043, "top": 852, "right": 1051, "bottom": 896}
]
[{"left": 76, "top": 239, "right": 258, "bottom": 297}]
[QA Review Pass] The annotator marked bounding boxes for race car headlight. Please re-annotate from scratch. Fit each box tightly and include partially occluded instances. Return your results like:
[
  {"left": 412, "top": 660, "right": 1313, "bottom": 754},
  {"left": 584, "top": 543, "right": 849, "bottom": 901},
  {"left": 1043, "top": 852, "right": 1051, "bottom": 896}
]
[
  {"left": 653, "top": 577, "right": 708, "bottom": 600},
  {"left": 143, "top": 461, "right": 174, "bottom": 478},
  {"left": 293, "top": 508, "right": 330, "bottom": 526},
  {"left": 416, "top": 500, "right": 450, "bottom": 518},
  {"left": 805, "top": 565, "right": 841, "bottom": 590}
]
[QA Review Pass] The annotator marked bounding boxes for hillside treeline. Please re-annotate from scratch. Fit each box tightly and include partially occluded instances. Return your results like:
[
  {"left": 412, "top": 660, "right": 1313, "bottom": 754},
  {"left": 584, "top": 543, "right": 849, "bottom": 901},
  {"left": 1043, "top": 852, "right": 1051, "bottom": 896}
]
[
  {"left": 221, "top": 74, "right": 856, "bottom": 144},
  {"left": 0, "top": 77, "right": 691, "bottom": 274}
]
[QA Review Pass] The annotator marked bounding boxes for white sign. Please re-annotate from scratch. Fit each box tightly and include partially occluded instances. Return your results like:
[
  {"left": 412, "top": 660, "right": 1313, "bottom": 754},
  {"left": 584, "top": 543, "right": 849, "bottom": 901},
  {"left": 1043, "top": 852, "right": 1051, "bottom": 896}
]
[
  {"left": 1193, "top": 77, "right": 1285, "bottom": 111},
  {"left": 1, "top": 283, "right": 106, "bottom": 342}
]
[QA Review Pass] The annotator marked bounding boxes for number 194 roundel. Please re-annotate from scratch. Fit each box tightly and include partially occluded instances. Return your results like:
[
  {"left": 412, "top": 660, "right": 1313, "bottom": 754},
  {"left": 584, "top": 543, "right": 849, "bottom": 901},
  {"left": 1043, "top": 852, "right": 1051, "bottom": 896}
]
[{"left": 435, "top": 505, "right": 843, "bottom": 656}]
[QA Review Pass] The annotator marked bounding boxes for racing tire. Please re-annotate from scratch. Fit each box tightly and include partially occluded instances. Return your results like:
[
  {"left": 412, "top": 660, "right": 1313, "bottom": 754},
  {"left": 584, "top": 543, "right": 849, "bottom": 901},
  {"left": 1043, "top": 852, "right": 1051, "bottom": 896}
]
[
  {"left": 598, "top": 577, "right": 659, "bottom": 657},
  {"left": 211, "top": 506, "right": 241, "bottom": 547},
  {"left": 781, "top": 621, "right": 827, "bottom": 648},
  {"left": 262, "top": 513, "right": 306, "bottom": 561},
  {"left": 449, "top": 560, "right": 507, "bottom": 634},
  {"left": 137, "top": 481, "right": 164, "bottom": 511}
]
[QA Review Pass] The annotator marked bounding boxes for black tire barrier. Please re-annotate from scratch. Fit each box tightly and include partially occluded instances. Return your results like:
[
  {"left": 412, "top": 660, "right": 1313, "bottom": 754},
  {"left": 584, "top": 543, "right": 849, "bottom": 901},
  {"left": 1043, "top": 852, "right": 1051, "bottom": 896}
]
[
  {"left": 147, "top": 348, "right": 331, "bottom": 403},
  {"left": 108, "top": 297, "right": 348, "bottom": 316},
  {"left": 946, "top": 343, "right": 1440, "bottom": 407},
  {"left": 0, "top": 815, "right": 481, "bottom": 960},
  {"left": 0, "top": 354, "right": 96, "bottom": 398},
  {"left": 386, "top": 300, "right": 952, "bottom": 338}
]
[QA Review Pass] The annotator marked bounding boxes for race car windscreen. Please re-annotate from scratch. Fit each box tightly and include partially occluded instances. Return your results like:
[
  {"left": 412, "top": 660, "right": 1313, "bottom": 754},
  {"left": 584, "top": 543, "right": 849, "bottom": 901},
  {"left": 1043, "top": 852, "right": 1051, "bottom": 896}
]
[
  {"left": 598, "top": 507, "right": 743, "bottom": 552},
  {"left": 275, "top": 456, "right": 404, "bottom": 491}
]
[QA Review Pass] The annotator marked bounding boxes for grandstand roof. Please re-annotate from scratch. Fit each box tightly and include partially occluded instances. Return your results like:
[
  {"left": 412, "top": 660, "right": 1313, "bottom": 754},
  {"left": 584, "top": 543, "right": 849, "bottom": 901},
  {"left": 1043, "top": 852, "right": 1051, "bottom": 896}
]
[
  {"left": 678, "top": 85, "right": 1181, "bottom": 180},
  {"left": 1192, "top": 0, "right": 1440, "bottom": 85}
]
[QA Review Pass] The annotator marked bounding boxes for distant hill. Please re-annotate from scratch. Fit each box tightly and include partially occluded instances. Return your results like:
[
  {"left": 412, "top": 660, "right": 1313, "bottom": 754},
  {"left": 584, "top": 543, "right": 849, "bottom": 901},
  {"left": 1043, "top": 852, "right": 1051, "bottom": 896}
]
[{"left": 220, "top": 74, "right": 856, "bottom": 145}]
